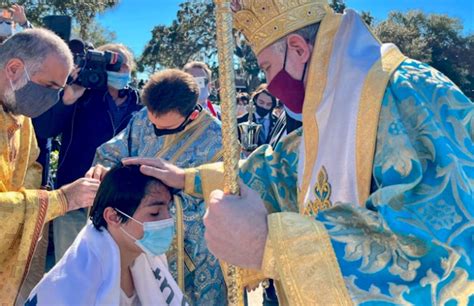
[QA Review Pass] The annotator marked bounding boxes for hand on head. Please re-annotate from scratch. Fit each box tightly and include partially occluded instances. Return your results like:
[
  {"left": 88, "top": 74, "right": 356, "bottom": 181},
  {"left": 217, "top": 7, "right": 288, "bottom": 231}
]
[{"left": 122, "top": 157, "right": 185, "bottom": 190}]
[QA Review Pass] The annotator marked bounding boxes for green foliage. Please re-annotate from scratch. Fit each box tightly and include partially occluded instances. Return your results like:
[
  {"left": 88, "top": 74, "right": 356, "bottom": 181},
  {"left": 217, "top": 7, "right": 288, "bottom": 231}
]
[
  {"left": 360, "top": 11, "right": 374, "bottom": 27},
  {"left": 138, "top": 0, "right": 215, "bottom": 72},
  {"left": 72, "top": 20, "right": 117, "bottom": 47},
  {"left": 49, "top": 148, "right": 59, "bottom": 184},
  {"left": 138, "top": 0, "right": 261, "bottom": 91},
  {"left": 234, "top": 34, "right": 262, "bottom": 90},
  {"left": 375, "top": 10, "right": 473, "bottom": 99},
  {"left": 329, "top": 0, "right": 346, "bottom": 14}
]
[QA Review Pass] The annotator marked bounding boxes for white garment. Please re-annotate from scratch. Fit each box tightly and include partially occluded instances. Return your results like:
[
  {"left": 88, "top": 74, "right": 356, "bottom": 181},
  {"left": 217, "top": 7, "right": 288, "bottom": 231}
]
[
  {"left": 120, "top": 290, "right": 140, "bottom": 306},
  {"left": 298, "top": 10, "right": 400, "bottom": 208},
  {"left": 26, "top": 223, "right": 187, "bottom": 306}
]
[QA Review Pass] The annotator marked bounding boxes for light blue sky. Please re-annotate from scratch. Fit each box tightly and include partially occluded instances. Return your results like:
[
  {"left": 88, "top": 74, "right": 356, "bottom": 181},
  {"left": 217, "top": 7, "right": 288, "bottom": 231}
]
[{"left": 97, "top": 0, "right": 473, "bottom": 57}]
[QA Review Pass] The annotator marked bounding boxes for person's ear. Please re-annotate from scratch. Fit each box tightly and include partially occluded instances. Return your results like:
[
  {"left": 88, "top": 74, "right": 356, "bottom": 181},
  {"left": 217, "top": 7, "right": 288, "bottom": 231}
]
[
  {"left": 286, "top": 34, "right": 312, "bottom": 64},
  {"left": 5, "top": 58, "right": 25, "bottom": 82},
  {"left": 103, "top": 207, "right": 122, "bottom": 228}
]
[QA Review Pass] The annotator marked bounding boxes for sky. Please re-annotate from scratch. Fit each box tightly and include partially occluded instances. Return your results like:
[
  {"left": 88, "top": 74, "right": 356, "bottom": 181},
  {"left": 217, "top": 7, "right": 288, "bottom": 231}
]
[{"left": 97, "top": 0, "right": 474, "bottom": 58}]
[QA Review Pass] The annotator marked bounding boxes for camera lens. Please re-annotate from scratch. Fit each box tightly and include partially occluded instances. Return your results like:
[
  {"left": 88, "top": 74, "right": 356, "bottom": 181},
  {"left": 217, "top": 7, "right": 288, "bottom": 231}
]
[{"left": 88, "top": 72, "right": 100, "bottom": 86}]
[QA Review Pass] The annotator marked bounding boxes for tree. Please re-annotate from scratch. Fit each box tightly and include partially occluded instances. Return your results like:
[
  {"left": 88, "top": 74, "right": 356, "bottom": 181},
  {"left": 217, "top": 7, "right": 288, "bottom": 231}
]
[
  {"left": 375, "top": 11, "right": 473, "bottom": 99},
  {"left": 361, "top": 11, "right": 374, "bottom": 27},
  {"left": 139, "top": 1, "right": 216, "bottom": 72},
  {"left": 2, "top": 0, "right": 119, "bottom": 41},
  {"left": 329, "top": 0, "right": 346, "bottom": 14},
  {"left": 72, "top": 20, "right": 117, "bottom": 47},
  {"left": 138, "top": 0, "right": 261, "bottom": 91}
]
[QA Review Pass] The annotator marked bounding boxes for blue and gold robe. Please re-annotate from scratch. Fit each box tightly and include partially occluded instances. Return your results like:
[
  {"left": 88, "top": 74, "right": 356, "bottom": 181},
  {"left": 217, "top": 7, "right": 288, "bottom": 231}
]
[
  {"left": 184, "top": 57, "right": 473, "bottom": 306},
  {"left": 93, "top": 108, "right": 226, "bottom": 305}
]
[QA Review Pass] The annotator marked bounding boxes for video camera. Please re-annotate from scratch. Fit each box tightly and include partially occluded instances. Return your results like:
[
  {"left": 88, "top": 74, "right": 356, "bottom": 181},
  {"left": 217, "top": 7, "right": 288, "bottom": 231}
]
[
  {"left": 68, "top": 39, "right": 123, "bottom": 89},
  {"left": 42, "top": 15, "right": 124, "bottom": 89}
]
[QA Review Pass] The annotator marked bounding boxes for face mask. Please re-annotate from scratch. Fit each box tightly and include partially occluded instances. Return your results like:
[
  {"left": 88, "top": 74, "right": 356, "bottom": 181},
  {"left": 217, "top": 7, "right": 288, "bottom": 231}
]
[
  {"left": 255, "top": 103, "right": 271, "bottom": 117},
  {"left": 116, "top": 209, "right": 175, "bottom": 257},
  {"left": 0, "top": 22, "right": 13, "bottom": 38},
  {"left": 6, "top": 67, "right": 62, "bottom": 118},
  {"left": 194, "top": 77, "right": 209, "bottom": 103},
  {"left": 198, "top": 86, "right": 209, "bottom": 103},
  {"left": 153, "top": 104, "right": 201, "bottom": 137},
  {"left": 107, "top": 71, "right": 131, "bottom": 89},
  {"left": 267, "top": 43, "right": 307, "bottom": 115}
]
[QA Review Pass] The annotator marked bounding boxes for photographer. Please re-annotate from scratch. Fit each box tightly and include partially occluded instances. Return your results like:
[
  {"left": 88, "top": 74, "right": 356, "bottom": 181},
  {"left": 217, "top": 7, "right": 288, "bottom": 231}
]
[{"left": 34, "top": 43, "right": 142, "bottom": 261}]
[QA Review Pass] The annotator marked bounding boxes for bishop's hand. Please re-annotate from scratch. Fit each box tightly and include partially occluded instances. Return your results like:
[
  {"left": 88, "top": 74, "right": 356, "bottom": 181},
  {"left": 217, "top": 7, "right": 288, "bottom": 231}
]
[{"left": 204, "top": 182, "right": 268, "bottom": 270}]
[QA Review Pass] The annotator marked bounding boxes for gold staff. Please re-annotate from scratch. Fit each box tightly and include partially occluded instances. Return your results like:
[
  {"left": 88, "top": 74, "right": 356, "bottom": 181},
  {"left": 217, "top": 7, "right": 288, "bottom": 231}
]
[{"left": 214, "top": 0, "right": 243, "bottom": 305}]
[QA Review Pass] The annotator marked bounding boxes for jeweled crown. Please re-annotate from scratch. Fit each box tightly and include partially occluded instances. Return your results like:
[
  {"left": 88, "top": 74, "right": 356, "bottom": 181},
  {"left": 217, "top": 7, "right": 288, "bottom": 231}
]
[{"left": 233, "top": 0, "right": 330, "bottom": 55}]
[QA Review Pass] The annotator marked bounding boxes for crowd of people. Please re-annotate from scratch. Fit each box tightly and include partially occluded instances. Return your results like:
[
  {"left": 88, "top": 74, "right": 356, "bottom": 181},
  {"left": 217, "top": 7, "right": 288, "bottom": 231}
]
[{"left": 0, "top": 1, "right": 472, "bottom": 306}]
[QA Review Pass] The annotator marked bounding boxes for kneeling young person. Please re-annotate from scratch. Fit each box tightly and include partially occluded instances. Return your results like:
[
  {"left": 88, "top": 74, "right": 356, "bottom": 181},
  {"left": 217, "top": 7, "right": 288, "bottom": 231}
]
[{"left": 27, "top": 165, "right": 187, "bottom": 306}]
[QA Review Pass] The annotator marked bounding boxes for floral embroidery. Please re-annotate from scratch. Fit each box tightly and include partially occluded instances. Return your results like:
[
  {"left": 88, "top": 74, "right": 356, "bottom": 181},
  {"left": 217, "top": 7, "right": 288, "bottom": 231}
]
[
  {"left": 304, "top": 166, "right": 332, "bottom": 216},
  {"left": 316, "top": 59, "right": 474, "bottom": 304},
  {"left": 418, "top": 200, "right": 462, "bottom": 230}
]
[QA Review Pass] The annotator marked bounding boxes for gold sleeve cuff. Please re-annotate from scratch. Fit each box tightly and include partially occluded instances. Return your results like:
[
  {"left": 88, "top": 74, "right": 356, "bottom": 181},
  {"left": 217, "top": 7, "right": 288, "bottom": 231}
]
[
  {"left": 219, "top": 261, "right": 266, "bottom": 289},
  {"left": 261, "top": 234, "right": 279, "bottom": 280},
  {"left": 266, "top": 212, "right": 351, "bottom": 305},
  {"left": 196, "top": 162, "right": 225, "bottom": 205},
  {"left": 45, "top": 189, "right": 68, "bottom": 222},
  {"left": 184, "top": 168, "right": 199, "bottom": 197}
]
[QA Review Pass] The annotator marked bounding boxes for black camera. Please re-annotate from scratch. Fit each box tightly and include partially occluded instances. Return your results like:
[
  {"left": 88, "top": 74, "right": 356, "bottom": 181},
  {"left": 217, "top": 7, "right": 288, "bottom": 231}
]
[
  {"left": 42, "top": 16, "right": 124, "bottom": 89},
  {"left": 68, "top": 39, "right": 123, "bottom": 89}
]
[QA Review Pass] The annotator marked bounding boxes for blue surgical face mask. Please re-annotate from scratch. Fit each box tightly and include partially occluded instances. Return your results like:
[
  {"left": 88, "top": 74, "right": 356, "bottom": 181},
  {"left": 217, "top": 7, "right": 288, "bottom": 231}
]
[
  {"left": 107, "top": 71, "right": 131, "bottom": 89},
  {"left": 0, "top": 22, "right": 13, "bottom": 38},
  {"left": 116, "top": 209, "right": 175, "bottom": 256},
  {"left": 198, "top": 86, "right": 209, "bottom": 103}
]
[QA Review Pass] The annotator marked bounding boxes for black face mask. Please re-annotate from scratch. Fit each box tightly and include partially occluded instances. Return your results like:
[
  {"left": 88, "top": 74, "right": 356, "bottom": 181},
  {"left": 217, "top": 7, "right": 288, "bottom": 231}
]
[
  {"left": 153, "top": 105, "right": 201, "bottom": 137},
  {"left": 255, "top": 104, "right": 271, "bottom": 117}
]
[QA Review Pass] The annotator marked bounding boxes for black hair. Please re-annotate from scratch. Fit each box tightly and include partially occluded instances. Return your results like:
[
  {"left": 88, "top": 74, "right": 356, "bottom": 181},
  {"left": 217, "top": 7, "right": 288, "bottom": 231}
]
[
  {"left": 89, "top": 164, "right": 170, "bottom": 231},
  {"left": 237, "top": 92, "right": 250, "bottom": 104},
  {"left": 253, "top": 89, "right": 277, "bottom": 108}
]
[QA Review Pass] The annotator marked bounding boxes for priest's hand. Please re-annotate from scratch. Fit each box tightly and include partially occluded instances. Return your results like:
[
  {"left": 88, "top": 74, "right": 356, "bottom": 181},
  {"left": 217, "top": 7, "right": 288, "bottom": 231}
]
[
  {"left": 60, "top": 178, "right": 100, "bottom": 211},
  {"left": 122, "top": 157, "right": 185, "bottom": 189},
  {"left": 85, "top": 164, "right": 110, "bottom": 181},
  {"left": 204, "top": 182, "right": 268, "bottom": 270}
]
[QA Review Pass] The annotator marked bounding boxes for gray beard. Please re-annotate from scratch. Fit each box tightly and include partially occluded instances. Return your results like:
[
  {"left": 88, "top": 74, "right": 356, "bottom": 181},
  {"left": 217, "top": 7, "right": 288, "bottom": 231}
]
[
  {"left": 2, "top": 87, "right": 17, "bottom": 113},
  {"left": 2, "top": 75, "right": 28, "bottom": 114}
]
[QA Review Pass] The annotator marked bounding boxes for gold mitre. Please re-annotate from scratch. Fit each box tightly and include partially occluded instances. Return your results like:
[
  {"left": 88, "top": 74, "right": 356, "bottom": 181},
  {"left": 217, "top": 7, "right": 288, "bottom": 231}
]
[{"left": 233, "top": 0, "right": 331, "bottom": 55}]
